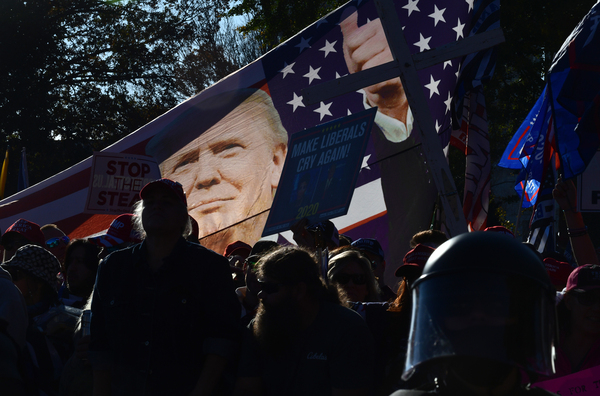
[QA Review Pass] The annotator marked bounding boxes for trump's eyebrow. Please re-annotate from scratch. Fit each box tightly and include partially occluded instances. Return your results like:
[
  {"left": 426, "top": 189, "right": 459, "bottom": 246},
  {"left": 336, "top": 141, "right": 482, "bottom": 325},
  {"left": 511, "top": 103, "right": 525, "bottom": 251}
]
[
  {"left": 172, "top": 149, "right": 199, "bottom": 173},
  {"left": 208, "top": 136, "right": 246, "bottom": 155}
]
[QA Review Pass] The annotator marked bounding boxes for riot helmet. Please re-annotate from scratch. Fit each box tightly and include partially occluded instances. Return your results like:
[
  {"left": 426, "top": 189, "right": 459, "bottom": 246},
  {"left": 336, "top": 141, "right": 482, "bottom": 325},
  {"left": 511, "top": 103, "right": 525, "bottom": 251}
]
[{"left": 403, "top": 232, "right": 557, "bottom": 383}]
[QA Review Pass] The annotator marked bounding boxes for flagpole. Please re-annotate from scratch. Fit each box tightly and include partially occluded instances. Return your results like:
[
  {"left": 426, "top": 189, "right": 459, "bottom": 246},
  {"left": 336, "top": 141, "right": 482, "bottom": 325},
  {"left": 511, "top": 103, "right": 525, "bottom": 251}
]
[
  {"left": 0, "top": 146, "right": 9, "bottom": 200},
  {"left": 18, "top": 147, "right": 29, "bottom": 192},
  {"left": 551, "top": 152, "right": 559, "bottom": 253},
  {"left": 546, "top": 76, "right": 564, "bottom": 178},
  {"left": 430, "top": 195, "right": 440, "bottom": 230},
  {"left": 514, "top": 172, "right": 528, "bottom": 240},
  {"left": 546, "top": 75, "right": 562, "bottom": 255}
]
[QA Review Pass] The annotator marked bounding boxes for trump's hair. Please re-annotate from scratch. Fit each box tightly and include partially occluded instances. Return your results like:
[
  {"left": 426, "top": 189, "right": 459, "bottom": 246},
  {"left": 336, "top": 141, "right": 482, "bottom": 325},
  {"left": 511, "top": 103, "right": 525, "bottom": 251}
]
[{"left": 146, "top": 88, "right": 288, "bottom": 167}]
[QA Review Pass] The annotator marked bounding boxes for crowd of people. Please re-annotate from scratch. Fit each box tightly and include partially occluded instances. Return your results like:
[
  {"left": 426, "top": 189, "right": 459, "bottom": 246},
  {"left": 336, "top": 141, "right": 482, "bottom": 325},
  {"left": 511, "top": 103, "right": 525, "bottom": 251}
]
[{"left": 0, "top": 176, "right": 598, "bottom": 396}]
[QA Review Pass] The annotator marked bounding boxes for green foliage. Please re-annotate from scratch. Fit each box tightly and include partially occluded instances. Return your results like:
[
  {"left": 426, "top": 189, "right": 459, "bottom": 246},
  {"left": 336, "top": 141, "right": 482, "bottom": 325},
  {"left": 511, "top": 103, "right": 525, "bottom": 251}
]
[
  {"left": 486, "top": 0, "right": 598, "bottom": 165},
  {"left": 227, "top": 0, "right": 346, "bottom": 51},
  {"left": 0, "top": 0, "right": 237, "bottom": 195},
  {"left": 479, "top": 0, "right": 598, "bottom": 231},
  {"left": 488, "top": 196, "right": 513, "bottom": 231}
]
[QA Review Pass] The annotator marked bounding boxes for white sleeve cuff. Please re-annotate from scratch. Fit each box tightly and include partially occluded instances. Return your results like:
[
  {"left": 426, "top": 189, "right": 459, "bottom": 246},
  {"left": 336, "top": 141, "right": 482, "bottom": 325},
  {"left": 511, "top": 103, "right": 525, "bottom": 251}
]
[{"left": 360, "top": 89, "right": 413, "bottom": 143}]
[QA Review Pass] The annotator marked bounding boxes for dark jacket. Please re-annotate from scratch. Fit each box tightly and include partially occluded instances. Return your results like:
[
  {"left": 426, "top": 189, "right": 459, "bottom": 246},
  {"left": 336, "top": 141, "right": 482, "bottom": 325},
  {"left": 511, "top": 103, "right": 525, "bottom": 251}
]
[{"left": 89, "top": 238, "right": 241, "bottom": 396}]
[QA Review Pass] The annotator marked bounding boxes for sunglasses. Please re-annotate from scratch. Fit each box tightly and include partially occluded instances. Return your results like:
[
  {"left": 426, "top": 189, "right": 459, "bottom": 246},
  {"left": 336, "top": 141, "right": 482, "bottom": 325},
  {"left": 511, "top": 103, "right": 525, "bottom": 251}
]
[
  {"left": 46, "top": 236, "right": 70, "bottom": 249},
  {"left": 333, "top": 273, "right": 367, "bottom": 285},
  {"left": 245, "top": 258, "right": 260, "bottom": 271},
  {"left": 573, "top": 292, "right": 600, "bottom": 306},
  {"left": 258, "top": 280, "right": 283, "bottom": 294},
  {"left": 369, "top": 260, "right": 378, "bottom": 270}
]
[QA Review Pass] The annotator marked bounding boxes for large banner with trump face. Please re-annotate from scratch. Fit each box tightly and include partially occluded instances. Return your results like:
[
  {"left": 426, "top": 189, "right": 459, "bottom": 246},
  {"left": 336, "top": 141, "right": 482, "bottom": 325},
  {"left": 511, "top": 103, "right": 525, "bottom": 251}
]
[{"left": 0, "top": 0, "right": 483, "bottom": 284}]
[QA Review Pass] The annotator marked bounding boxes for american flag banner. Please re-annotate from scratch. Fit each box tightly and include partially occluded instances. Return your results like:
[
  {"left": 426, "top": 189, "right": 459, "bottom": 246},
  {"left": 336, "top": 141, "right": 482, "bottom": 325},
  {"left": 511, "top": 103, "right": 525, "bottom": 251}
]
[
  {"left": 0, "top": 0, "right": 494, "bottom": 277},
  {"left": 449, "top": 0, "right": 499, "bottom": 231},
  {"left": 451, "top": 86, "right": 491, "bottom": 231},
  {"left": 259, "top": 0, "right": 485, "bottom": 267},
  {"left": 262, "top": 0, "right": 471, "bottom": 139}
]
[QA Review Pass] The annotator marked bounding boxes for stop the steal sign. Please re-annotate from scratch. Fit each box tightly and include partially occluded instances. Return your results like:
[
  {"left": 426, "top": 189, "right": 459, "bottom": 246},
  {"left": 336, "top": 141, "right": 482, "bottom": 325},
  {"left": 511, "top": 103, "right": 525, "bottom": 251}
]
[{"left": 85, "top": 152, "right": 161, "bottom": 214}]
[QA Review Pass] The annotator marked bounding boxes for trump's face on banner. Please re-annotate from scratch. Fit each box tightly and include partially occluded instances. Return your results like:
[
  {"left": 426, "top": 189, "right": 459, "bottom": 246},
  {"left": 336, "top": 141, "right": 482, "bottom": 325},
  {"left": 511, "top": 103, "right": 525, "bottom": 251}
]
[{"left": 146, "top": 89, "right": 288, "bottom": 253}]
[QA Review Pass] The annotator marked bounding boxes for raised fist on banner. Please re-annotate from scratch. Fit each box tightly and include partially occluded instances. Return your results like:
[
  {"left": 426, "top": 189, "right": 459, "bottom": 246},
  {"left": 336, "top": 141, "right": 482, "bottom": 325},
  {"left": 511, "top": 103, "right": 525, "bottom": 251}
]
[{"left": 340, "top": 7, "right": 409, "bottom": 125}]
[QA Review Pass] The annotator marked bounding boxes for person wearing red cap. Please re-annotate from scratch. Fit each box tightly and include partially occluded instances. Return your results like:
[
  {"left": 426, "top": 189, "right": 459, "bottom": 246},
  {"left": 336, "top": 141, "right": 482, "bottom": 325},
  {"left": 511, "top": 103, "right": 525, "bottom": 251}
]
[
  {"left": 543, "top": 257, "right": 574, "bottom": 291},
  {"left": 389, "top": 245, "right": 436, "bottom": 330},
  {"left": 88, "top": 213, "right": 142, "bottom": 259},
  {"left": 394, "top": 244, "right": 436, "bottom": 286},
  {"left": 224, "top": 241, "right": 252, "bottom": 258},
  {"left": 89, "top": 178, "right": 240, "bottom": 396},
  {"left": 380, "top": 244, "right": 436, "bottom": 393},
  {"left": 1, "top": 218, "right": 46, "bottom": 261},
  {"left": 224, "top": 240, "right": 252, "bottom": 290},
  {"left": 545, "top": 264, "right": 600, "bottom": 380}
]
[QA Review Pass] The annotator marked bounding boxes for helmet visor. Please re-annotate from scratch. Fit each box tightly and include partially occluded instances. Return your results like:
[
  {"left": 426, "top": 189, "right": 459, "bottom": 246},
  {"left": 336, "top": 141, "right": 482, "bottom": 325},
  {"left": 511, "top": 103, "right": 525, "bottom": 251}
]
[{"left": 403, "top": 272, "right": 556, "bottom": 379}]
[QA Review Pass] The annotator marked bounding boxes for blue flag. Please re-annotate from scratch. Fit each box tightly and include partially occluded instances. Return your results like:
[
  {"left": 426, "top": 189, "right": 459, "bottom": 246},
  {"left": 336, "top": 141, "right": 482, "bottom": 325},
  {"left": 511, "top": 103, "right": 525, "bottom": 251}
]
[
  {"left": 514, "top": 89, "right": 556, "bottom": 208},
  {"left": 498, "top": 86, "right": 547, "bottom": 169},
  {"left": 501, "top": 2, "right": 600, "bottom": 207},
  {"left": 549, "top": 2, "right": 600, "bottom": 179}
]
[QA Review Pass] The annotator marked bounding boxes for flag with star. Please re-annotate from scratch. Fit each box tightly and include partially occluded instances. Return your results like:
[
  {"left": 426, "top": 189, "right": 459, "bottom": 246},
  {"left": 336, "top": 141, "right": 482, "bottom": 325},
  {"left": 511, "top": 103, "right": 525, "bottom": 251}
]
[
  {"left": 449, "top": 0, "right": 499, "bottom": 231},
  {"left": 258, "top": 0, "right": 480, "bottom": 267},
  {"left": 263, "top": 0, "right": 471, "bottom": 141},
  {"left": 0, "top": 0, "right": 498, "bottom": 277},
  {"left": 452, "top": 86, "right": 491, "bottom": 231}
]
